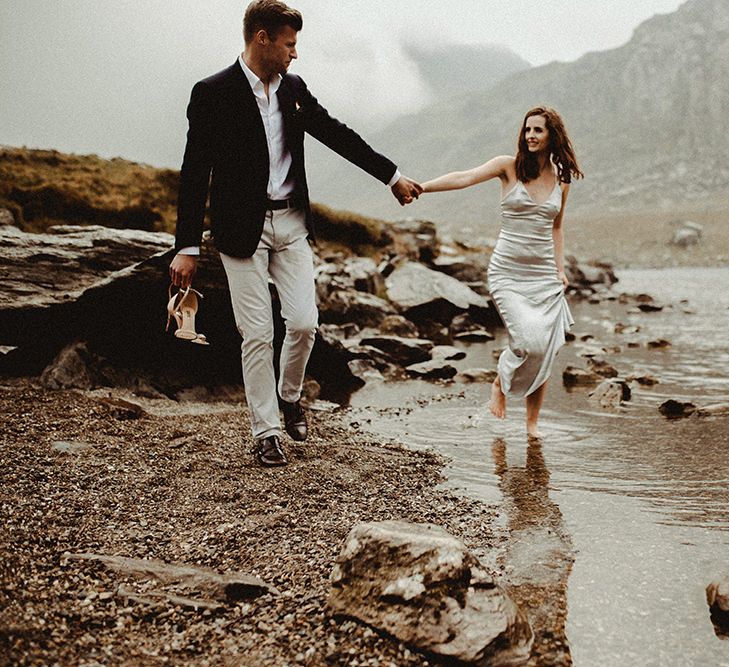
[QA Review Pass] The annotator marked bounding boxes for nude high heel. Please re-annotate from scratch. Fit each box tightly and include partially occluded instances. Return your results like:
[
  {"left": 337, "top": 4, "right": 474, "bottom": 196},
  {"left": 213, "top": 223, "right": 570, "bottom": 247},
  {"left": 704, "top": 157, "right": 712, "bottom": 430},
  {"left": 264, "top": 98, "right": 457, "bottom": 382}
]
[{"left": 166, "top": 285, "right": 210, "bottom": 345}]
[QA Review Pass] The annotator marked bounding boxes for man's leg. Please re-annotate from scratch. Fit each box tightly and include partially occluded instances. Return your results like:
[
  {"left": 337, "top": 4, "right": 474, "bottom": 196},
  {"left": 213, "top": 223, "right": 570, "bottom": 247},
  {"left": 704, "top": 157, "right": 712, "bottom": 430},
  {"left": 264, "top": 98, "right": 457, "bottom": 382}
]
[
  {"left": 267, "top": 208, "right": 318, "bottom": 409},
  {"left": 219, "top": 246, "right": 282, "bottom": 441}
]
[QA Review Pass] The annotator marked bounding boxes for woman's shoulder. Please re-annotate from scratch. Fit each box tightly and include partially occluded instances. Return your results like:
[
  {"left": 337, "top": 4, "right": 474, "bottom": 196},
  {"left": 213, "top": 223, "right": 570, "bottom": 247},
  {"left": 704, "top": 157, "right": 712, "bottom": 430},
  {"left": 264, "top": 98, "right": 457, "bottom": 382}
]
[{"left": 491, "top": 155, "right": 516, "bottom": 177}]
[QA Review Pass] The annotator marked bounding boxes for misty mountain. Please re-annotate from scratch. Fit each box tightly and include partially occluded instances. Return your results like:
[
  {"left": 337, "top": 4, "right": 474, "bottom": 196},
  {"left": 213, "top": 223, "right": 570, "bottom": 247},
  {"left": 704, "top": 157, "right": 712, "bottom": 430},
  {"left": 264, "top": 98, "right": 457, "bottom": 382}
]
[
  {"left": 403, "top": 43, "right": 531, "bottom": 100},
  {"left": 306, "top": 0, "right": 729, "bottom": 234}
]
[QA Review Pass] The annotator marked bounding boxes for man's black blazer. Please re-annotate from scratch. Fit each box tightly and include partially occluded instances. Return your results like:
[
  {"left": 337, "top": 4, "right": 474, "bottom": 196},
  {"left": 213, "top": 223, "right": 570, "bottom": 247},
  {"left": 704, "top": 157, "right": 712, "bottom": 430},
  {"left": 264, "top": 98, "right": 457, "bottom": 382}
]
[{"left": 175, "top": 61, "right": 397, "bottom": 258}]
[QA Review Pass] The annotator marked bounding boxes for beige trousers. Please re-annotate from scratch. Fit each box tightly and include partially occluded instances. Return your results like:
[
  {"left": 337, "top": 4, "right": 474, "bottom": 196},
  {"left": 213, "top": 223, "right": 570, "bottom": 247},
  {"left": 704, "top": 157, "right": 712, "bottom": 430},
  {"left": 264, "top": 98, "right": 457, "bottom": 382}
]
[{"left": 220, "top": 207, "right": 318, "bottom": 439}]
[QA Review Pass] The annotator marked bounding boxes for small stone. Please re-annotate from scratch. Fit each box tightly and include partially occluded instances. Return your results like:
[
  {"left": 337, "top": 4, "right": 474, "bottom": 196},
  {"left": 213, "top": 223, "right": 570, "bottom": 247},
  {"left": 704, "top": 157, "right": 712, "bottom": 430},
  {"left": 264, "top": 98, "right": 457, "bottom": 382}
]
[
  {"left": 587, "top": 357, "right": 618, "bottom": 378},
  {"left": 589, "top": 379, "right": 631, "bottom": 408},
  {"left": 637, "top": 302, "right": 664, "bottom": 312},
  {"left": 626, "top": 373, "right": 659, "bottom": 386},
  {"left": 52, "top": 440, "right": 94, "bottom": 454},
  {"left": 695, "top": 403, "right": 729, "bottom": 417},
  {"left": 430, "top": 345, "right": 466, "bottom": 361},
  {"left": 562, "top": 366, "right": 602, "bottom": 386},
  {"left": 405, "top": 360, "right": 457, "bottom": 380},
  {"left": 98, "top": 397, "right": 146, "bottom": 420},
  {"left": 0, "top": 208, "right": 16, "bottom": 226},
  {"left": 454, "top": 368, "right": 497, "bottom": 383},
  {"left": 452, "top": 329, "right": 495, "bottom": 342},
  {"left": 647, "top": 339, "right": 671, "bottom": 349},
  {"left": 379, "top": 315, "right": 419, "bottom": 339},
  {"left": 659, "top": 399, "right": 697, "bottom": 419}
]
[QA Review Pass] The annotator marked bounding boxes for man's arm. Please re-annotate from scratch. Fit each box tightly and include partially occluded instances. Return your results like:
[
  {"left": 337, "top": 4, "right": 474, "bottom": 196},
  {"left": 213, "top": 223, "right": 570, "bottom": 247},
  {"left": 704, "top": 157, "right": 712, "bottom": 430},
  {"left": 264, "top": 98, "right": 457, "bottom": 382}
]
[
  {"left": 290, "top": 75, "right": 420, "bottom": 201},
  {"left": 175, "top": 81, "right": 215, "bottom": 253}
]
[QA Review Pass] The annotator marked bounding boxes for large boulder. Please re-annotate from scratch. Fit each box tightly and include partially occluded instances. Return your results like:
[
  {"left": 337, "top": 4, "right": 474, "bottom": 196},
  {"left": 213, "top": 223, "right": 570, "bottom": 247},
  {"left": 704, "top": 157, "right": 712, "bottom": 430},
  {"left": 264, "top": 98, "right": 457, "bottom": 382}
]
[
  {"left": 0, "top": 224, "right": 367, "bottom": 397},
  {"left": 386, "top": 261, "right": 493, "bottom": 324},
  {"left": 432, "top": 255, "right": 490, "bottom": 295},
  {"left": 318, "top": 289, "right": 395, "bottom": 327},
  {"left": 315, "top": 256, "right": 386, "bottom": 297},
  {"left": 388, "top": 219, "right": 439, "bottom": 263},
  {"left": 328, "top": 521, "right": 533, "bottom": 665}
]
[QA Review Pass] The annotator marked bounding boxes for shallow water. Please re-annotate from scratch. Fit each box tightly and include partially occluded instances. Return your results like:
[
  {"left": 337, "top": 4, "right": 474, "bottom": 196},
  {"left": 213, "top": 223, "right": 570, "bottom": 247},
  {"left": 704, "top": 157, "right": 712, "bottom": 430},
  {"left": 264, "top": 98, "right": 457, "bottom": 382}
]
[{"left": 349, "top": 267, "right": 729, "bottom": 666}]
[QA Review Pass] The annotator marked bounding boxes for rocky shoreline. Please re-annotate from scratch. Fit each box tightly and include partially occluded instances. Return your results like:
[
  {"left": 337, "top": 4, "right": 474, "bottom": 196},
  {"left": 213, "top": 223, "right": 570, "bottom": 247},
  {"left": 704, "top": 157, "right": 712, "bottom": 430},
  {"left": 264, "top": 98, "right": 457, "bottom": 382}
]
[
  {"left": 0, "top": 378, "right": 511, "bottom": 666},
  {"left": 0, "top": 201, "right": 616, "bottom": 665}
]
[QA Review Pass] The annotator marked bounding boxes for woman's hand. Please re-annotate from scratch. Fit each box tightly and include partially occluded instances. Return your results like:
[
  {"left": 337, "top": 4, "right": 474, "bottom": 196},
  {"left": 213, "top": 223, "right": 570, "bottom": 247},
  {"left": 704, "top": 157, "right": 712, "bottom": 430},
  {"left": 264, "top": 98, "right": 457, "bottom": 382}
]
[{"left": 558, "top": 271, "right": 569, "bottom": 290}]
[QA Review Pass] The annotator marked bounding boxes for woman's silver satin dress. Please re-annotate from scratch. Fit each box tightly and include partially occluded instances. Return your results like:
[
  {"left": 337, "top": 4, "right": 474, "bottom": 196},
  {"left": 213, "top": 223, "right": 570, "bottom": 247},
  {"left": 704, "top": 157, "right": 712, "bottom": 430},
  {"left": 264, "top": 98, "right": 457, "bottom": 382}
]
[{"left": 487, "top": 178, "right": 574, "bottom": 398}]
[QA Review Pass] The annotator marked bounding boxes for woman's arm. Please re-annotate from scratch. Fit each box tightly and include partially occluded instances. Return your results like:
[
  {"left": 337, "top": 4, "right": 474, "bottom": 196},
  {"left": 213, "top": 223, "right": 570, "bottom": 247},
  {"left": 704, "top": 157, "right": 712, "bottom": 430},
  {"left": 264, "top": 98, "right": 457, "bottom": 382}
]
[
  {"left": 422, "top": 155, "right": 514, "bottom": 193},
  {"left": 553, "top": 184, "right": 571, "bottom": 289}
]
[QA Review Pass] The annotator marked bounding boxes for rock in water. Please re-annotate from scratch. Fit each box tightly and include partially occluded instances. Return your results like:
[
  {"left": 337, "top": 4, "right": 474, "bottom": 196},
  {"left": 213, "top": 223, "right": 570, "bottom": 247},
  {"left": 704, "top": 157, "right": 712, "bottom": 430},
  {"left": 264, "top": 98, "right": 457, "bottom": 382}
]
[
  {"left": 455, "top": 368, "right": 498, "bottom": 383},
  {"left": 706, "top": 577, "right": 729, "bottom": 638},
  {"left": 562, "top": 365, "right": 602, "bottom": 386},
  {"left": 405, "top": 359, "right": 457, "bottom": 380},
  {"left": 589, "top": 379, "right": 632, "bottom": 408},
  {"left": 659, "top": 399, "right": 697, "bottom": 418},
  {"left": 671, "top": 227, "right": 700, "bottom": 248},
  {"left": 328, "top": 521, "right": 533, "bottom": 665},
  {"left": 587, "top": 357, "right": 619, "bottom": 378},
  {"left": 696, "top": 403, "right": 729, "bottom": 417}
]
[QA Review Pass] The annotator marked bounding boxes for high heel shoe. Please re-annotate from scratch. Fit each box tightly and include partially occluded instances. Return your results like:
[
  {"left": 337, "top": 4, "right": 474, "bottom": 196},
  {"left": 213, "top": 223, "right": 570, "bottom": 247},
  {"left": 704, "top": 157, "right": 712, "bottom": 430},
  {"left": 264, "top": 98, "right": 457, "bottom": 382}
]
[{"left": 166, "top": 285, "right": 210, "bottom": 345}]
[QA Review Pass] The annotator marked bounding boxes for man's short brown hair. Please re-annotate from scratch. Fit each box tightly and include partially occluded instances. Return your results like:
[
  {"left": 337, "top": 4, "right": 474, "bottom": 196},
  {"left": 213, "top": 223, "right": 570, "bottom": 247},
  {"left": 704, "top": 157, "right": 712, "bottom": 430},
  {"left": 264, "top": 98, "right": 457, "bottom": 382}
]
[{"left": 244, "top": 0, "right": 302, "bottom": 43}]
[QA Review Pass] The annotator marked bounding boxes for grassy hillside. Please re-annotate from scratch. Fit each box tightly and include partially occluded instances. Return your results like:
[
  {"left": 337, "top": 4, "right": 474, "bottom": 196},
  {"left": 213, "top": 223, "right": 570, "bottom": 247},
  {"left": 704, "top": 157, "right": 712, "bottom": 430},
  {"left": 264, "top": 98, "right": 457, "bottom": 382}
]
[
  {"left": 0, "top": 147, "right": 178, "bottom": 233},
  {"left": 0, "top": 147, "right": 392, "bottom": 255}
]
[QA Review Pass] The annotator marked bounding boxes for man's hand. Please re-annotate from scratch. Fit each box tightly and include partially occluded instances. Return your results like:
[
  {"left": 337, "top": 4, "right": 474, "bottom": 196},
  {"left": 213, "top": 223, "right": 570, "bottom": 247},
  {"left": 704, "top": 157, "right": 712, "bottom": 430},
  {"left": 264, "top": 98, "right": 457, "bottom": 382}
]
[
  {"left": 391, "top": 176, "right": 423, "bottom": 206},
  {"left": 169, "top": 253, "right": 198, "bottom": 289}
]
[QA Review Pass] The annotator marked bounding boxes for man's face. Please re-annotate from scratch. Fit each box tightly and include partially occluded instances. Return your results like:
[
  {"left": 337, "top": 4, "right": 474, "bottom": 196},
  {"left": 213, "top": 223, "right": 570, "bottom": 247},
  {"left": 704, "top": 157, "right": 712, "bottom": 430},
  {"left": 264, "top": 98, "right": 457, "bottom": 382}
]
[{"left": 264, "top": 25, "right": 298, "bottom": 75}]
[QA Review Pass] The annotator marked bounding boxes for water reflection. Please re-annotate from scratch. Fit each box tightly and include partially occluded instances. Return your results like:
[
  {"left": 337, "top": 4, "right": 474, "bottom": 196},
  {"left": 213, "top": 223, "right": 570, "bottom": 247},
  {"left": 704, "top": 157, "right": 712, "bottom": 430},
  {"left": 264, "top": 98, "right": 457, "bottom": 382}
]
[{"left": 492, "top": 437, "right": 574, "bottom": 666}]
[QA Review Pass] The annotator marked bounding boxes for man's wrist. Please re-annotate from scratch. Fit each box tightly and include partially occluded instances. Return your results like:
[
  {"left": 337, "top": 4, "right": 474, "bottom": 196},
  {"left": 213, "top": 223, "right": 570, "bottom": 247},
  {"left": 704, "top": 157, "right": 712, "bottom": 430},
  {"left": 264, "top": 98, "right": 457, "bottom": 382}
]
[
  {"left": 177, "top": 246, "right": 200, "bottom": 256},
  {"left": 387, "top": 169, "right": 402, "bottom": 188}
]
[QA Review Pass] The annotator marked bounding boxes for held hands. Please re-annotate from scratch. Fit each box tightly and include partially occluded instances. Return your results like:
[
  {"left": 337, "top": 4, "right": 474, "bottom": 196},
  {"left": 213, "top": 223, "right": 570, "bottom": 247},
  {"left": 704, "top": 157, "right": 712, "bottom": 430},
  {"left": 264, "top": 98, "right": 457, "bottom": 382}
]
[
  {"left": 169, "top": 254, "right": 198, "bottom": 289},
  {"left": 391, "top": 175, "right": 423, "bottom": 206}
]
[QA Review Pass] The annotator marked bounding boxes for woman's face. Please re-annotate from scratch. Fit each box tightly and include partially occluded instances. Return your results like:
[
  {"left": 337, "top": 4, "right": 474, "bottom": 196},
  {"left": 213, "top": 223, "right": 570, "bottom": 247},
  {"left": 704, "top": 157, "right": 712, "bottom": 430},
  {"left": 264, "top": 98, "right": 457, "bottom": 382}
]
[{"left": 524, "top": 114, "right": 549, "bottom": 153}]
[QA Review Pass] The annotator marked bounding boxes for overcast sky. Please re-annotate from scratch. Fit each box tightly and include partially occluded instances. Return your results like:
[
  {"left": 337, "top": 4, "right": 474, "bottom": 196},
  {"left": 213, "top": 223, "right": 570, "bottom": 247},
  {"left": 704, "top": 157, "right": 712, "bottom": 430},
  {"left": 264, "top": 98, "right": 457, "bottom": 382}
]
[{"left": 0, "top": 0, "right": 685, "bottom": 168}]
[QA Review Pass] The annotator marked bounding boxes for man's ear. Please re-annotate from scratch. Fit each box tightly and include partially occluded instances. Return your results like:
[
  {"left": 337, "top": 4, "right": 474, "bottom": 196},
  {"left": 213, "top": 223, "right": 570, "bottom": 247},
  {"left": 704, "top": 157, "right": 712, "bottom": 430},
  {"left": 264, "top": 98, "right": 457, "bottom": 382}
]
[{"left": 255, "top": 29, "right": 270, "bottom": 45}]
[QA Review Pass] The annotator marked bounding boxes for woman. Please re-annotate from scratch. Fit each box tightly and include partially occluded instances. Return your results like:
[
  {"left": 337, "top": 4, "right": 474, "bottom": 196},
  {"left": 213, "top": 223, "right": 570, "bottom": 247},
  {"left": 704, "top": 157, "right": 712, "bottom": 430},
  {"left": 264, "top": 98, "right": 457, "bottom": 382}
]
[{"left": 421, "top": 106, "right": 583, "bottom": 439}]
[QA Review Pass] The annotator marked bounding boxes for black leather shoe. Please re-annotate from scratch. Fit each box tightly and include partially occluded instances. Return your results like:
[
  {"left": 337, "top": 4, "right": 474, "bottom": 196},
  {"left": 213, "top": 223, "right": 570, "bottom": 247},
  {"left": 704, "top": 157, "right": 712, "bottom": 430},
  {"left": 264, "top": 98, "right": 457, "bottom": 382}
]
[
  {"left": 281, "top": 400, "right": 308, "bottom": 441},
  {"left": 256, "top": 435, "right": 287, "bottom": 467}
]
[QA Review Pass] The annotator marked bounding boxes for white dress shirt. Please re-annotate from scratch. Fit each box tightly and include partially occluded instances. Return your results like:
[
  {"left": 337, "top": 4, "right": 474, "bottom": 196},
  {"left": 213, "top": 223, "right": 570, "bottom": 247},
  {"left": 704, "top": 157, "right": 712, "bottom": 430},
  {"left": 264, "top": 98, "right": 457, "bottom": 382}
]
[
  {"left": 177, "top": 56, "right": 400, "bottom": 256},
  {"left": 239, "top": 54, "right": 296, "bottom": 201}
]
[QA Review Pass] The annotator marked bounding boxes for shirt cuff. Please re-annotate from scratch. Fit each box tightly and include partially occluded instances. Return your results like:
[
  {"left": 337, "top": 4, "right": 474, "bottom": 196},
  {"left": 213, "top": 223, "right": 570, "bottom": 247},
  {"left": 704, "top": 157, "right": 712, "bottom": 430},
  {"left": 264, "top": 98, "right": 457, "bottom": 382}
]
[
  {"left": 387, "top": 169, "right": 402, "bottom": 188},
  {"left": 177, "top": 246, "right": 200, "bottom": 256}
]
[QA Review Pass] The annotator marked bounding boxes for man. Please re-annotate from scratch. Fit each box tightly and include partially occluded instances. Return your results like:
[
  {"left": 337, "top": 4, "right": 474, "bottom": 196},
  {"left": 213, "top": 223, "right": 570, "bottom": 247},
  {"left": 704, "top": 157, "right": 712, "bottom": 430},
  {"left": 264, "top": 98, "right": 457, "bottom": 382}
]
[{"left": 169, "top": 0, "right": 421, "bottom": 467}]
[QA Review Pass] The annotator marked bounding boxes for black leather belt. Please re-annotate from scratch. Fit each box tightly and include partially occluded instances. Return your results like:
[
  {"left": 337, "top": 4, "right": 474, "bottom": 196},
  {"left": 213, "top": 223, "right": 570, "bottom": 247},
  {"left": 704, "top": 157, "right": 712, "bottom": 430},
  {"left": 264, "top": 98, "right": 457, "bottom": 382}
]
[{"left": 266, "top": 197, "right": 304, "bottom": 210}]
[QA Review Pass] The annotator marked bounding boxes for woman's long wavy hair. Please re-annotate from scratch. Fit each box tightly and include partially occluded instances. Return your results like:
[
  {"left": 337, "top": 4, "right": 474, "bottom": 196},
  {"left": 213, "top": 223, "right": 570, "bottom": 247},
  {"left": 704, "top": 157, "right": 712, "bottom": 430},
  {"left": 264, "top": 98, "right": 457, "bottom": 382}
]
[{"left": 515, "top": 106, "right": 583, "bottom": 184}]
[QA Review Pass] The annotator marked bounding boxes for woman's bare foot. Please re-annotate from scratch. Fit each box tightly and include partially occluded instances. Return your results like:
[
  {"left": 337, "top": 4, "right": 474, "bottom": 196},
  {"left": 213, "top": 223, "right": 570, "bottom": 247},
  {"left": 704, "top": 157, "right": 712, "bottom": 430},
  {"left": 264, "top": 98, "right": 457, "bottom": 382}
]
[
  {"left": 489, "top": 377, "right": 506, "bottom": 419},
  {"left": 526, "top": 422, "right": 542, "bottom": 440}
]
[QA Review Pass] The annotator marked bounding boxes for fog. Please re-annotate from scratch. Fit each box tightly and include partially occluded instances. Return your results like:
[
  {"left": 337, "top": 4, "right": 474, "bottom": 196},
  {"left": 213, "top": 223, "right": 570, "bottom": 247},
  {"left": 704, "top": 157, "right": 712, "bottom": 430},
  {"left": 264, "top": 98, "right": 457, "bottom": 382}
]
[{"left": 0, "top": 0, "right": 685, "bottom": 167}]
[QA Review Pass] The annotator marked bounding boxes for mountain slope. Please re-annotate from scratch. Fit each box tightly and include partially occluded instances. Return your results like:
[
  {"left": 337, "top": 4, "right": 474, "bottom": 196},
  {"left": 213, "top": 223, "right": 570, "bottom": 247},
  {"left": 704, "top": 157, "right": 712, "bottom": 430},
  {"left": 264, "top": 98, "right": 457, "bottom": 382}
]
[{"left": 306, "top": 0, "right": 729, "bottom": 233}]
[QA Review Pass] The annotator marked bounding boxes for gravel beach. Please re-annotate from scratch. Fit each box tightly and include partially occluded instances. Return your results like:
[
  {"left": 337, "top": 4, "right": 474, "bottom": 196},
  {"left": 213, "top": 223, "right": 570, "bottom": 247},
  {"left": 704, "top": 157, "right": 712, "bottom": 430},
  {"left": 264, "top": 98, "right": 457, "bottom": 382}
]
[{"left": 0, "top": 379, "right": 504, "bottom": 666}]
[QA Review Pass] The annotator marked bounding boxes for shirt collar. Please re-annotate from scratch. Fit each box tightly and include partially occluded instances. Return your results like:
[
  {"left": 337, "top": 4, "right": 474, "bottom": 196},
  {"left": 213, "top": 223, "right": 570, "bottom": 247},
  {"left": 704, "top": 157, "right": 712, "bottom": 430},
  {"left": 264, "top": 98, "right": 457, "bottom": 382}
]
[{"left": 238, "top": 54, "right": 282, "bottom": 96}]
